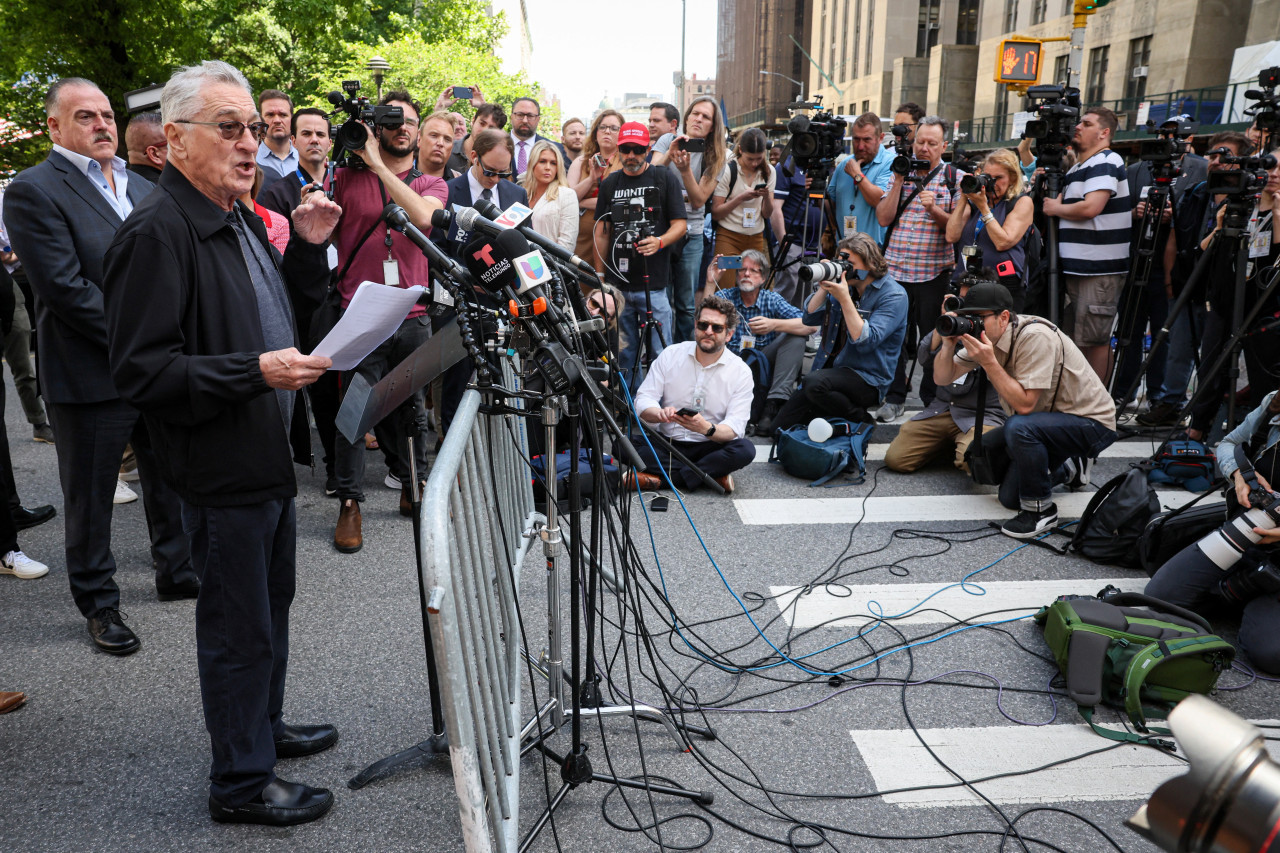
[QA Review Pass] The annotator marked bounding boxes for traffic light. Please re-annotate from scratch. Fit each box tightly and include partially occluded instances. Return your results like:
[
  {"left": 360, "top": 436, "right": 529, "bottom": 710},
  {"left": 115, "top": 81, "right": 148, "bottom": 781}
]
[
  {"left": 1073, "top": 0, "right": 1113, "bottom": 13},
  {"left": 995, "top": 40, "right": 1042, "bottom": 86}
]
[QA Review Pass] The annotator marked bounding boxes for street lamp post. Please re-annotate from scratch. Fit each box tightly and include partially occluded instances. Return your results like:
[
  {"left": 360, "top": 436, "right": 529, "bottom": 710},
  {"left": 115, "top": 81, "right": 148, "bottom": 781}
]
[
  {"left": 759, "top": 69, "right": 804, "bottom": 102},
  {"left": 366, "top": 55, "right": 391, "bottom": 101}
]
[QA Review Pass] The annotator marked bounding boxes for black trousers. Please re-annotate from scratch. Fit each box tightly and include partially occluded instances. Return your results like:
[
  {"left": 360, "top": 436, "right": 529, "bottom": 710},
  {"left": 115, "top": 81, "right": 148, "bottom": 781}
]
[
  {"left": 772, "top": 367, "right": 881, "bottom": 433},
  {"left": 187, "top": 497, "right": 296, "bottom": 806},
  {"left": 634, "top": 435, "right": 755, "bottom": 490},
  {"left": 46, "top": 399, "right": 194, "bottom": 617},
  {"left": 886, "top": 270, "right": 951, "bottom": 406},
  {"left": 0, "top": 358, "right": 21, "bottom": 555}
]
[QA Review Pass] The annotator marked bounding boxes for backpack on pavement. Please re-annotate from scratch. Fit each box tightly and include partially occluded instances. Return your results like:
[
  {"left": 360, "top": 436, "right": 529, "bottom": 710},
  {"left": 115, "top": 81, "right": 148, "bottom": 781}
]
[
  {"left": 1069, "top": 465, "right": 1161, "bottom": 569},
  {"left": 769, "top": 419, "right": 874, "bottom": 487}
]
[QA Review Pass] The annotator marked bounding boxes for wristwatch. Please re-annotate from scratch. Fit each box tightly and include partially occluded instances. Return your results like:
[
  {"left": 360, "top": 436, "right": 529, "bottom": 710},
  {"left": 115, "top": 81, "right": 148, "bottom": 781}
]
[
  {"left": 705, "top": 423, "right": 716, "bottom": 437},
  {"left": 853, "top": 174, "right": 864, "bottom": 185}
]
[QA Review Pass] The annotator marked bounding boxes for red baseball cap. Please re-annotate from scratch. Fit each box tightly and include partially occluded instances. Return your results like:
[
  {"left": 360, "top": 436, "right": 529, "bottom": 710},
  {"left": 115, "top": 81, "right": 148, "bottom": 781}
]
[{"left": 617, "top": 122, "right": 650, "bottom": 147}]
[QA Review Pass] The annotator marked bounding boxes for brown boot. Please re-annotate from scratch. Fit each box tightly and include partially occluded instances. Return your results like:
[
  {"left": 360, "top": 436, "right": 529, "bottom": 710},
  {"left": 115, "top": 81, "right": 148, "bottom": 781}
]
[
  {"left": 334, "top": 500, "right": 363, "bottom": 553},
  {"left": 0, "top": 691, "right": 25, "bottom": 713}
]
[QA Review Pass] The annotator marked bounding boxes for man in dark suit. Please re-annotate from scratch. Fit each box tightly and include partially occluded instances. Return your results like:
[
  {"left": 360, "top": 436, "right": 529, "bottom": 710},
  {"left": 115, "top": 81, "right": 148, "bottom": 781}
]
[
  {"left": 3, "top": 77, "right": 196, "bottom": 656},
  {"left": 509, "top": 96, "right": 552, "bottom": 180},
  {"left": 124, "top": 109, "right": 166, "bottom": 184},
  {"left": 437, "top": 128, "right": 529, "bottom": 432}
]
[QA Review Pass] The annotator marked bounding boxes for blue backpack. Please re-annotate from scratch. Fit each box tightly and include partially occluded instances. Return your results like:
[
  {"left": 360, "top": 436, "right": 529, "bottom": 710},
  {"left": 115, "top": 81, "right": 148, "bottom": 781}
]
[
  {"left": 769, "top": 419, "right": 875, "bottom": 487},
  {"left": 1146, "top": 438, "right": 1218, "bottom": 492}
]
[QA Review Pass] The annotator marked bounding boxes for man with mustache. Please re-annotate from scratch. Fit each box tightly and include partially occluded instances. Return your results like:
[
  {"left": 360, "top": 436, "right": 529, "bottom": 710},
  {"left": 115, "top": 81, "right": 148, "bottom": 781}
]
[
  {"left": 4, "top": 77, "right": 196, "bottom": 654},
  {"left": 328, "top": 89, "right": 447, "bottom": 554}
]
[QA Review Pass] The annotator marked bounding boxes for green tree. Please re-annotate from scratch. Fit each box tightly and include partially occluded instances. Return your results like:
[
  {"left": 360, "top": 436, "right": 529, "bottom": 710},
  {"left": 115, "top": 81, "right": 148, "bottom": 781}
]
[{"left": 316, "top": 35, "right": 561, "bottom": 140}]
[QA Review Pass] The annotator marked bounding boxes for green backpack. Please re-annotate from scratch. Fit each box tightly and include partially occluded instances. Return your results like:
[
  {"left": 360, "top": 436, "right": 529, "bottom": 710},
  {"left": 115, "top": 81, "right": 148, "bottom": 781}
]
[{"left": 1034, "top": 588, "right": 1235, "bottom": 745}]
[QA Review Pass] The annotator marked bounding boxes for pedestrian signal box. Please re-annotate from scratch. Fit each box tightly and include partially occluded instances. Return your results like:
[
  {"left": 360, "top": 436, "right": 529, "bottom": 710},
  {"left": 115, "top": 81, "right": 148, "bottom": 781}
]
[{"left": 995, "top": 40, "right": 1042, "bottom": 85}]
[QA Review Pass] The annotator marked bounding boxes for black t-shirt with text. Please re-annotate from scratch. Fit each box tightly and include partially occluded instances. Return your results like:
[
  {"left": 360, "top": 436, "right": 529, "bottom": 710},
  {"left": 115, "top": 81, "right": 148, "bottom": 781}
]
[{"left": 595, "top": 164, "right": 687, "bottom": 292}]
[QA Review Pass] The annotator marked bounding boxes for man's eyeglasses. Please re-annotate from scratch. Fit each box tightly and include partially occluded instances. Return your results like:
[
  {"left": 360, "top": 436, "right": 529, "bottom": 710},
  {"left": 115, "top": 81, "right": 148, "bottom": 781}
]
[
  {"left": 618, "top": 144, "right": 646, "bottom": 155},
  {"left": 696, "top": 320, "right": 726, "bottom": 334},
  {"left": 513, "top": 111, "right": 540, "bottom": 120},
  {"left": 479, "top": 164, "right": 514, "bottom": 178},
  {"left": 176, "top": 119, "right": 270, "bottom": 141}
]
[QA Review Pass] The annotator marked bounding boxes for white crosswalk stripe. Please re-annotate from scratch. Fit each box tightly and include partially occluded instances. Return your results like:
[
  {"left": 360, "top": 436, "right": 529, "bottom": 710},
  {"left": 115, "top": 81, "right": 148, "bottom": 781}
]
[
  {"left": 753, "top": 439, "right": 1162, "bottom": 464},
  {"left": 734, "top": 492, "right": 1213, "bottom": 525},
  {"left": 849, "top": 722, "right": 1276, "bottom": 807},
  {"left": 771, "top": 578, "right": 1140, "bottom": 627}
]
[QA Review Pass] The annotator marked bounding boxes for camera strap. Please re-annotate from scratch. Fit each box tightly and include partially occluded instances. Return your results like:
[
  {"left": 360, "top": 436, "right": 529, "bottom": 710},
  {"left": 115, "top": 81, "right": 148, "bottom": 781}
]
[
  {"left": 880, "top": 163, "right": 945, "bottom": 250},
  {"left": 331, "top": 167, "right": 424, "bottom": 289}
]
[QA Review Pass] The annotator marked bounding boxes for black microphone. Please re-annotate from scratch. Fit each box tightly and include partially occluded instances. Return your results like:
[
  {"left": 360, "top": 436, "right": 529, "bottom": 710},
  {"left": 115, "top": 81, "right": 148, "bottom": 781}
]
[
  {"left": 472, "top": 198, "right": 601, "bottom": 283},
  {"left": 460, "top": 230, "right": 524, "bottom": 295},
  {"left": 382, "top": 203, "right": 473, "bottom": 293},
  {"left": 327, "top": 91, "right": 345, "bottom": 106}
]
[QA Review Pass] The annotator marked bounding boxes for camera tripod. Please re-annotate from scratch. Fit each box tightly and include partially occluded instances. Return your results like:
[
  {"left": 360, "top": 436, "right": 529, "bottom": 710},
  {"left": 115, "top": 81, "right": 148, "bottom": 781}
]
[
  {"left": 1117, "top": 194, "right": 1279, "bottom": 439},
  {"left": 1032, "top": 168, "right": 1065, "bottom": 326}
]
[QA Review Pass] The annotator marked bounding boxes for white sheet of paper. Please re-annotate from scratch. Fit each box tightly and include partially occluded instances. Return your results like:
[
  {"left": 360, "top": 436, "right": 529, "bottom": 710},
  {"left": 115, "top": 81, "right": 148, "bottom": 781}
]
[{"left": 311, "top": 281, "right": 424, "bottom": 371}]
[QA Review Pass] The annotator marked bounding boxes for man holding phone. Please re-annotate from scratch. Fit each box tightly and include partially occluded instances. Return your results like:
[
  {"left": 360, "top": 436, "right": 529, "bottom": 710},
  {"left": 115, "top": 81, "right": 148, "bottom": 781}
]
[{"left": 630, "top": 295, "right": 756, "bottom": 494}]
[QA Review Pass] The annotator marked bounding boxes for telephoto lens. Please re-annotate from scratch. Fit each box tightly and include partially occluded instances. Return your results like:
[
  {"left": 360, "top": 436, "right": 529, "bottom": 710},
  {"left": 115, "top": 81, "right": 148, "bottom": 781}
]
[
  {"left": 1217, "top": 552, "right": 1280, "bottom": 604},
  {"left": 960, "top": 173, "right": 995, "bottom": 194},
  {"left": 936, "top": 314, "right": 982, "bottom": 337},
  {"left": 942, "top": 294, "right": 963, "bottom": 313},
  {"left": 1196, "top": 489, "right": 1280, "bottom": 569},
  {"left": 798, "top": 259, "right": 853, "bottom": 282}
]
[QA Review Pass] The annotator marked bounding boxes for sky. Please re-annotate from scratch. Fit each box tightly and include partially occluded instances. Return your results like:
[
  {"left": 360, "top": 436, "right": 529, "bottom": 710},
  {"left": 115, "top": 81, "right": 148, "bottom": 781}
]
[{"left": 519, "top": 0, "right": 718, "bottom": 124}]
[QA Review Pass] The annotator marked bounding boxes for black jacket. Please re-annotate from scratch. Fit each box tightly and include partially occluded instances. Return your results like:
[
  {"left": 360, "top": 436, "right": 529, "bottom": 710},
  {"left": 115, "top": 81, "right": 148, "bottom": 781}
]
[{"left": 103, "top": 165, "right": 330, "bottom": 507}]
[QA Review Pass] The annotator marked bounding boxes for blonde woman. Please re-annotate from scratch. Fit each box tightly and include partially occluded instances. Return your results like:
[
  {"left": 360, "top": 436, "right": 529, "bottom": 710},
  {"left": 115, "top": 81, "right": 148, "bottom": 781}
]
[
  {"left": 945, "top": 147, "right": 1035, "bottom": 303},
  {"left": 521, "top": 141, "right": 578, "bottom": 252}
]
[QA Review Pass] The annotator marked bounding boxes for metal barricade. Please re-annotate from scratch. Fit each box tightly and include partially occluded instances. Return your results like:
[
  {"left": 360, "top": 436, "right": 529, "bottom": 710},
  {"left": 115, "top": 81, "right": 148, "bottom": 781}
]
[{"left": 422, "top": 378, "right": 538, "bottom": 853}]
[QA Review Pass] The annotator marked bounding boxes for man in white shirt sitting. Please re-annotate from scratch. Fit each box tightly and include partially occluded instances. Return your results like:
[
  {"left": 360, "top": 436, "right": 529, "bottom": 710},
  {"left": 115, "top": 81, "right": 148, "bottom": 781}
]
[{"left": 630, "top": 295, "right": 756, "bottom": 494}]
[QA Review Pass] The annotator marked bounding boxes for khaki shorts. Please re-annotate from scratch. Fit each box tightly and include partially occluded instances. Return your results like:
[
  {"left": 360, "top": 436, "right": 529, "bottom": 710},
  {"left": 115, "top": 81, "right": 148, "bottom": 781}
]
[{"left": 1064, "top": 273, "right": 1124, "bottom": 347}]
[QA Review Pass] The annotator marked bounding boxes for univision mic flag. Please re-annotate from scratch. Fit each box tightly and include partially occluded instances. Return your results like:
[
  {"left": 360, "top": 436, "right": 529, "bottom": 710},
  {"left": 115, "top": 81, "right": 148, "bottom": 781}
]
[
  {"left": 495, "top": 202, "right": 533, "bottom": 229},
  {"left": 514, "top": 249, "right": 553, "bottom": 293}
]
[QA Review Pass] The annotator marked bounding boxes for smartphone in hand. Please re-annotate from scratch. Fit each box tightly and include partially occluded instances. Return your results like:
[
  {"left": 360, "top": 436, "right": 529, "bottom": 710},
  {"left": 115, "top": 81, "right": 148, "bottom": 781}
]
[
  {"left": 452, "top": 86, "right": 473, "bottom": 99},
  {"left": 718, "top": 256, "right": 743, "bottom": 269},
  {"left": 675, "top": 406, "right": 702, "bottom": 417}
]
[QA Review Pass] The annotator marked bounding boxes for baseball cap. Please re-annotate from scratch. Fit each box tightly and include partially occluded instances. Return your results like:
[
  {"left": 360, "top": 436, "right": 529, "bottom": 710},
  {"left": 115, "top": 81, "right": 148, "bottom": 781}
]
[
  {"left": 617, "top": 122, "right": 650, "bottom": 147},
  {"left": 954, "top": 281, "right": 1014, "bottom": 315}
]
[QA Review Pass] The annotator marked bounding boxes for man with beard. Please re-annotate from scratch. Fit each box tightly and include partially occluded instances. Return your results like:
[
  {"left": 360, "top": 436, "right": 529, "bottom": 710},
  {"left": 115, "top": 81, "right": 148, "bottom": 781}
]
[
  {"left": 828, "top": 112, "right": 894, "bottom": 246},
  {"left": 329, "top": 89, "right": 448, "bottom": 554},
  {"left": 258, "top": 107, "right": 333, "bottom": 218},
  {"left": 699, "top": 249, "right": 813, "bottom": 434},
  {"left": 629, "top": 295, "right": 755, "bottom": 494},
  {"left": 594, "top": 121, "right": 687, "bottom": 376},
  {"left": 255, "top": 89, "right": 297, "bottom": 192},
  {"left": 559, "top": 117, "right": 587, "bottom": 167}
]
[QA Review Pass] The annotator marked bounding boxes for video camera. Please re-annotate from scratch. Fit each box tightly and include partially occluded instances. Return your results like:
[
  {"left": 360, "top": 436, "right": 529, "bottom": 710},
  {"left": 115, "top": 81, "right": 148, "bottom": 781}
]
[
  {"left": 609, "top": 189, "right": 660, "bottom": 256},
  {"left": 1023, "top": 84, "right": 1081, "bottom": 187},
  {"left": 786, "top": 99, "right": 848, "bottom": 187},
  {"left": 890, "top": 124, "right": 929, "bottom": 176},
  {"left": 1207, "top": 151, "right": 1277, "bottom": 197},
  {"left": 1244, "top": 65, "right": 1280, "bottom": 133},
  {"left": 326, "top": 80, "right": 405, "bottom": 168},
  {"left": 1139, "top": 117, "right": 1197, "bottom": 164}
]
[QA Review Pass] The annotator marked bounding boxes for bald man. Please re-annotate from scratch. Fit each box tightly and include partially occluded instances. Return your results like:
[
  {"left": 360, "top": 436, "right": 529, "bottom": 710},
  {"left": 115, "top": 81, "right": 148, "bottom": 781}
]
[{"left": 125, "top": 110, "right": 167, "bottom": 183}]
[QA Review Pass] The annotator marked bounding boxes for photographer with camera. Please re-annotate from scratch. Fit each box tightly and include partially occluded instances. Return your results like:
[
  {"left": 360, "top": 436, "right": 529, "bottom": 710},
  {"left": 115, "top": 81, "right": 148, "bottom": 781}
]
[
  {"left": 884, "top": 272, "right": 1006, "bottom": 474},
  {"left": 1040, "top": 107, "right": 1131, "bottom": 381},
  {"left": 710, "top": 128, "right": 775, "bottom": 289},
  {"left": 890, "top": 103, "right": 924, "bottom": 146},
  {"left": 769, "top": 233, "right": 907, "bottom": 432},
  {"left": 934, "top": 282, "right": 1117, "bottom": 538},
  {"left": 327, "top": 89, "right": 447, "bottom": 554},
  {"left": 945, "top": 148, "right": 1035, "bottom": 307},
  {"left": 1145, "top": 390, "right": 1280, "bottom": 673},
  {"left": 594, "top": 121, "right": 687, "bottom": 376},
  {"left": 828, "top": 112, "right": 895, "bottom": 247},
  {"left": 874, "top": 115, "right": 964, "bottom": 422}
]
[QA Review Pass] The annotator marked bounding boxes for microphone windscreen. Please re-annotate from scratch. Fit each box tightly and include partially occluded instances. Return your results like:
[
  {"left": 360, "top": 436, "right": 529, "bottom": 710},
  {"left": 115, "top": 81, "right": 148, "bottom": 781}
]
[
  {"left": 462, "top": 236, "right": 518, "bottom": 293},
  {"left": 327, "top": 91, "right": 345, "bottom": 106},
  {"left": 493, "top": 226, "right": 532, "bottom": 259},
  {"left": 430, "top": 208, "right": 453, "bottom": 230},
  {"left": 474, "top": 197, "right": 503, "bottom": 220}
]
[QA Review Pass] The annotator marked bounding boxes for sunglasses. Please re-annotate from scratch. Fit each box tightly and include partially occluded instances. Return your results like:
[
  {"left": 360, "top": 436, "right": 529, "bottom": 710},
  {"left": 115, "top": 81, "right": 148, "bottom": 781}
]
[
  {"left": 479, "top": 165, "right": 514, "bottom": 178},
  {"left": 696, "top": 320, "right": 726, "bottom": 334},
  {"left": 618, "top": 144, "right": 646, "bottom": 155},
  {"left": 176, "top": 119, "right": 270, "bottom": 141},
  {"left": 587, "top": 299, "right": 614, "bottom": 321}
]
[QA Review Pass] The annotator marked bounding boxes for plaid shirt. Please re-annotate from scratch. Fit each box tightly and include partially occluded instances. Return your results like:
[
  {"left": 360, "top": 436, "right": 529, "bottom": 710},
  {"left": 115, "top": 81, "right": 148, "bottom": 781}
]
[
  {"left": 884, "top": 165, "right": 962, "bottom": 283},
  {"left": 714, "top": 287, "right": 803, "bottom": 353}
]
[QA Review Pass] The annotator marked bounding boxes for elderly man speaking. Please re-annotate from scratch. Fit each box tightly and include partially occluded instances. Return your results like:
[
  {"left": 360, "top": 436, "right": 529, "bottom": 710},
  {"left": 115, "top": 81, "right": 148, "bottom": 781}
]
[{"left": 103, "top": 61, "right": 341, "bottom": 827}]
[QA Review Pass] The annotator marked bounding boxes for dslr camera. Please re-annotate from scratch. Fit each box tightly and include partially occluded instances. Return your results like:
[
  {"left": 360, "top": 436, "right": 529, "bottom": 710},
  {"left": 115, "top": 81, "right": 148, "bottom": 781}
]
[
  {"left": 960, "top": 173, "right": 995, "bottom": 195},
  {"left": 327, "top": 80, "right": 405, "bottom": 168},
  {"left": 798, "top": 258, "right": 855, "bottom": 284},
  {"left": 786, "top": 101, "right": 848, "bottom": 187},
  {"left": 890, "top": 124, "right": 929, "bottom": 176}
]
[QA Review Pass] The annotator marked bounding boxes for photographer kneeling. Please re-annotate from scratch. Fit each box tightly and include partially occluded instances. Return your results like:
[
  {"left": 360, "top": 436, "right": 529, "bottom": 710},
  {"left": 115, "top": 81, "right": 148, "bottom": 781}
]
[
  {"left": 1145, "top": 392, "right": 1280, "bottom": 673},
  {"left": 770, "top": 234, "right": 908, "bottom": 432},
  {"left": 934, "top": 283, "right": 1117, "bottom": 538}
]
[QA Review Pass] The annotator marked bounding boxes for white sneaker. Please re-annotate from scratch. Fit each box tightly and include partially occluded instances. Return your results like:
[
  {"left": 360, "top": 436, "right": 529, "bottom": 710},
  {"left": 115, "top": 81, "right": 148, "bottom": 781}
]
[
  {"left": 384, "top": 471, "right": 401, "bottom": 490},
  {"left": 0, "top": 550, "right": 48, "bottom": 579},
  {"left": 114, "top": 479, "right": 139, "bottom": 504}
]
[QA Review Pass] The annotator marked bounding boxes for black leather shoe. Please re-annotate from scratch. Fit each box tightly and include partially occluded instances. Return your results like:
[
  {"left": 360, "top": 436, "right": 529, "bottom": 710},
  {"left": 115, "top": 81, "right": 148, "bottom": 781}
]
[
  {"left": 156, "top": 577, "right": 200, "bottom": 601},
  {"left": 11, "top": 504, "right": 55, "bottom": 531},
  {"left": 274, "top": 722, "right": 339, "bottom": 759},
  {"left": 208, "top": 778, "right": 334, "bottom": 826},
  {"left": 87, "top": 608, "right": 140, "bottom": 655}
]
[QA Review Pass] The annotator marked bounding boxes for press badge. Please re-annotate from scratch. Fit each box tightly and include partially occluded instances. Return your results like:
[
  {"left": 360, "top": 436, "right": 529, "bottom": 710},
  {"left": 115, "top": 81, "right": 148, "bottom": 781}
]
[
  {"left": 1250, "top": 228, "right": 1272, "bottom": 259},
  {"left": 742, "top": 206, "right": 759, "bottom": 228},
  {"left": 619, "top": 257, "right": 630, "bottom": 273},
  {"left": 844, "top": 214, "right": 857, "bottom": 234},
  {"left": 383, "top": 259, "right": 400, "bottom": 286}
]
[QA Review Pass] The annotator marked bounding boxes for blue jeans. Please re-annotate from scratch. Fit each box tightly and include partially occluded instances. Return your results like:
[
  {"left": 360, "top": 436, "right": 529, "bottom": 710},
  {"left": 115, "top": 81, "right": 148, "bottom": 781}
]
[
  {"left": 618, "top": 288, "right": 673, "bottom": 379},
  {"left": 1156, "top": 299, "right": 1207, "bottom": 403},
  {"left": 666, "top": 235, "right": 701, "bottom": 344},
  {"left": 996, "top": 413, "right": 1116, "bottom": 510}
]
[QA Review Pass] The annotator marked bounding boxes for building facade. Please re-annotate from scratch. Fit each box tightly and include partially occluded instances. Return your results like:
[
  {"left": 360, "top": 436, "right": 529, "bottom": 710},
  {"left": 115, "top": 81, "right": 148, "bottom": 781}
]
[{"left": 717, "top": 0, "right": 814, "bottom": 129}]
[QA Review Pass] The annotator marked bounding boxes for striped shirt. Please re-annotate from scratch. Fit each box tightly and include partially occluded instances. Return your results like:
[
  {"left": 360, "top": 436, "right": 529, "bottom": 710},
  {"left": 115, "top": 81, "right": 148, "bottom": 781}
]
[
  {"left": 1058, "top": 149, "right": 1131, "bottom": 276},
  {"left": 883, "top": 165, "right": 962, "bottom": 284}
]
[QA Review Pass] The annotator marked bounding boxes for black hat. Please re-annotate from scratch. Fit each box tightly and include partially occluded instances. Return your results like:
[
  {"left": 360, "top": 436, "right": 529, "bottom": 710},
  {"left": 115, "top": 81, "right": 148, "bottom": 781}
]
[{"left": 955, "top": 281, "right": 1013, "bottom": 315}]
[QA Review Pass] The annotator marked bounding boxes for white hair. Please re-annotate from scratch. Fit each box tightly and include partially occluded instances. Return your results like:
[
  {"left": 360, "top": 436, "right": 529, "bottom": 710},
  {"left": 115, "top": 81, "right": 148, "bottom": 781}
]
[{"left": 161, "top": 61, "right": 252, "bottom": 124}]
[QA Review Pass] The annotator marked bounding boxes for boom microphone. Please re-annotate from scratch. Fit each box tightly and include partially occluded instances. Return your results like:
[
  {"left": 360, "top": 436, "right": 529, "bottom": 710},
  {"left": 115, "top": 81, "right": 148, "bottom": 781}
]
[{"left": 472, "top": 199, "right": 601, "bottom": 283}]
